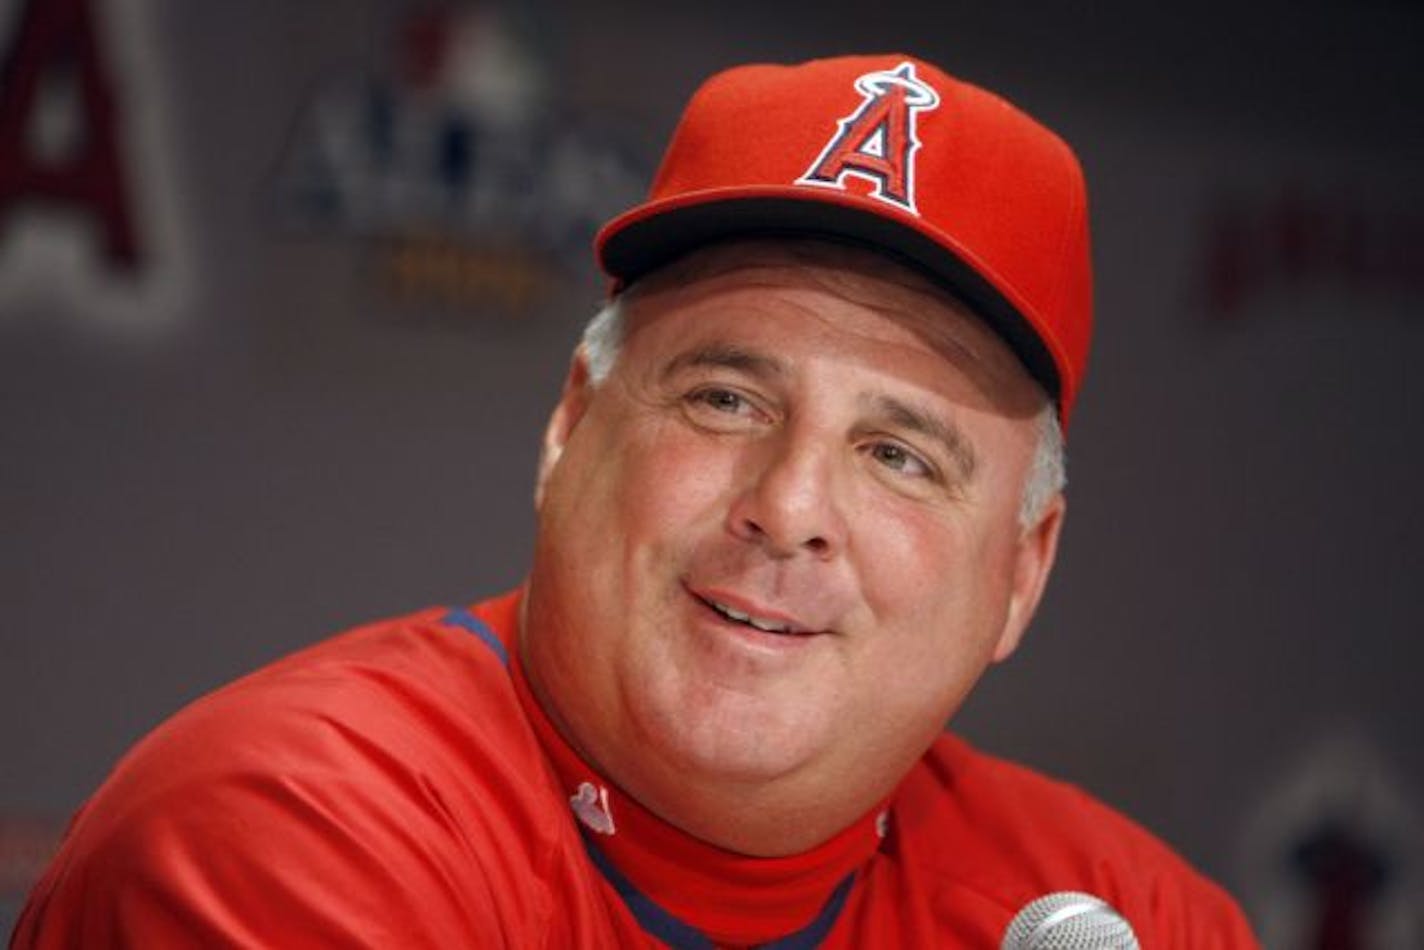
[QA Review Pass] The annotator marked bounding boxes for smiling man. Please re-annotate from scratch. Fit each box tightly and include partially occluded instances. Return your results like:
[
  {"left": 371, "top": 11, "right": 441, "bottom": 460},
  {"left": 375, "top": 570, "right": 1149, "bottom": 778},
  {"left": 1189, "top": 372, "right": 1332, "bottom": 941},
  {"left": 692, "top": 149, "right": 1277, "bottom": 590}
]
[
  {"left": 524, "top": 238, "right": 1059, "bottom": 864},
  {"left": 14, "top": 55, "right": 1258, "bottom": 948}
]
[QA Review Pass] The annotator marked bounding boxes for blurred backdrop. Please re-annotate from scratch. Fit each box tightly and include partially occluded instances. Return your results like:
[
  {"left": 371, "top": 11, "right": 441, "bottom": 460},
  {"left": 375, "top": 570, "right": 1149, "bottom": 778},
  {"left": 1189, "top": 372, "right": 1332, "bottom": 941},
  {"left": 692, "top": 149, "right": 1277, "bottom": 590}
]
[{"left": 2, "top": 1, "right": 1421, "bottom": 944}]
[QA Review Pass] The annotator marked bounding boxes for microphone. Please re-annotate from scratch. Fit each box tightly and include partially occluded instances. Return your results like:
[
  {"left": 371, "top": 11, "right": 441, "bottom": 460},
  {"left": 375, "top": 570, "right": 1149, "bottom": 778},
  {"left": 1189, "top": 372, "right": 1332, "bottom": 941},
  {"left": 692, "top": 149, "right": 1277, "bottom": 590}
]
[{"left": 1000, "top": 891, "right": 1140, "bottom": 949}]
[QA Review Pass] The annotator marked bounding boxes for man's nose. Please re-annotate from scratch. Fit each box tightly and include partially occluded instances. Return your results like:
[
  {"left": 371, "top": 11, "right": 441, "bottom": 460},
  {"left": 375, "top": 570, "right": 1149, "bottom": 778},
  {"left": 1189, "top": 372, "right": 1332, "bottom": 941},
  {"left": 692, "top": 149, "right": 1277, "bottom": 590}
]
[{"left": 725, "top": 430, "right": 848, "bottom": 559}]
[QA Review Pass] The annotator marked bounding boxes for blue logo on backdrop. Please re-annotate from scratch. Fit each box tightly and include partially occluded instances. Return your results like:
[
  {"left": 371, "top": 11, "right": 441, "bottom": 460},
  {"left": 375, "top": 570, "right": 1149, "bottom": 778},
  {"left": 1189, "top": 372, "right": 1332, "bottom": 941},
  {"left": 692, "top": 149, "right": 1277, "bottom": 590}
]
[{"left": 272, "top": 4, "right": 649, "bottom": 314}]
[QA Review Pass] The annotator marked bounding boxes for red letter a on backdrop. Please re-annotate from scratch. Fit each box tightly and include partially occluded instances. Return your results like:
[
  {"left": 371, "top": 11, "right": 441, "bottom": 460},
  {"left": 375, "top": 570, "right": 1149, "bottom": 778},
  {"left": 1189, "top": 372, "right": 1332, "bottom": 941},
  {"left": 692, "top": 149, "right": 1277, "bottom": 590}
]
[{"left": 0, "top": 0, "right": 140, "bottom": 270}]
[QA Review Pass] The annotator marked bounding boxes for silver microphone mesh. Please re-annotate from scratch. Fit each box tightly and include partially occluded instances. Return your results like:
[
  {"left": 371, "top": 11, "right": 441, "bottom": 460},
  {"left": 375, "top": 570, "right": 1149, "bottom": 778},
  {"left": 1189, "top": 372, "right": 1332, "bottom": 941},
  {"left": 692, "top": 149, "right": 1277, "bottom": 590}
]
[{"left": 1001, "top": 891, "right": 1141, "bottom": 950}]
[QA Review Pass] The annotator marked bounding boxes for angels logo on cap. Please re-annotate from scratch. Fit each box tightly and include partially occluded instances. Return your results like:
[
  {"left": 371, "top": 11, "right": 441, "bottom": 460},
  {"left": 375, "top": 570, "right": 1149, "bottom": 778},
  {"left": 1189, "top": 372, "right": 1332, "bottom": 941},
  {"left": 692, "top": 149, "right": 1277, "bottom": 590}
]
[{"left": 796, "top": 62, "right": 940, "bottom": 215}]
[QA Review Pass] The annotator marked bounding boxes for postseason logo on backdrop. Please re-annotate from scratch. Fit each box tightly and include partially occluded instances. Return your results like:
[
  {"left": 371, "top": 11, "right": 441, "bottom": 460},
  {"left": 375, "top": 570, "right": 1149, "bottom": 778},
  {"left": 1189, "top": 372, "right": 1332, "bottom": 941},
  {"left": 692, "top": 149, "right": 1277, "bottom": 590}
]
[{"left": 270, "top": 4, "right": 650, "bottom": 316}]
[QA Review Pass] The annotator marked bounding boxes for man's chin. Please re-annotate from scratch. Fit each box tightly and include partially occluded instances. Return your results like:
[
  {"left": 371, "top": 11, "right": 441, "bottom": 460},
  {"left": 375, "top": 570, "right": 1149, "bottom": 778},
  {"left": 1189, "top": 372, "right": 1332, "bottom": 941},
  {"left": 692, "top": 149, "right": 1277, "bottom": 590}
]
[{"left": 630, "top": 689, "right": 830, "bottom": 788}]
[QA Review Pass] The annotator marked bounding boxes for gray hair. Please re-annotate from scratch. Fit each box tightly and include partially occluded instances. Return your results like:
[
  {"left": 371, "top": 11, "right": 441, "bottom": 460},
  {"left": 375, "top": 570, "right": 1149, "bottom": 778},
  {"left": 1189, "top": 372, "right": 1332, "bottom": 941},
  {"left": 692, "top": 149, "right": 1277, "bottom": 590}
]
[{"left": 579, "top": 299, "right": 1065, "bottom": 527}]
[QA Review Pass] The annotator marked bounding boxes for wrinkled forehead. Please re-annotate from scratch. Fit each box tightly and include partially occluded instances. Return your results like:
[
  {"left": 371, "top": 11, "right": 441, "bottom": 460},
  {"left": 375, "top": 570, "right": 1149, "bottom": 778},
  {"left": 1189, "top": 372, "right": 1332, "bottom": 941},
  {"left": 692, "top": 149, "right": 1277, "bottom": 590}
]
[{"left": 620, "top": 238, "right": 1047, "bottom": 416}]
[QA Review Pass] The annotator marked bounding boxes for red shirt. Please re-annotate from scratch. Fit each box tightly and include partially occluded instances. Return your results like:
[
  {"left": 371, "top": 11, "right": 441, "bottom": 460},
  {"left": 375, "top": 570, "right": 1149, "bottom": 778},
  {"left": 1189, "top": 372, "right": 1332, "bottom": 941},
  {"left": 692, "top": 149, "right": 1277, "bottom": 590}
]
[{"left": 13, "top": 590, "right": 1258, "bottom": 947}]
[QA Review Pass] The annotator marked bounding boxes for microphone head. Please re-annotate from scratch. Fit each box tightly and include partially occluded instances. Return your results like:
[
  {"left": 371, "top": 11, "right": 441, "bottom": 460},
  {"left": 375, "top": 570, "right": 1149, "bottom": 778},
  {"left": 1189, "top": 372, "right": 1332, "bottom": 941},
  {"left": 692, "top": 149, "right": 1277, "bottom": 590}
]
[{"left": 1000, "top": 891, "right": 1140, "bottom": 950}]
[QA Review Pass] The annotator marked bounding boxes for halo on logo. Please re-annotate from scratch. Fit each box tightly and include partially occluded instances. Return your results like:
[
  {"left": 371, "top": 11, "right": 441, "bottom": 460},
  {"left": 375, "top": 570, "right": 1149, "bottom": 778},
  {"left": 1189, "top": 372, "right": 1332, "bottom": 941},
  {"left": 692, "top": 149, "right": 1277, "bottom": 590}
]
[{"left": 855, "top": 63, "right": 940, "bottom": 109}]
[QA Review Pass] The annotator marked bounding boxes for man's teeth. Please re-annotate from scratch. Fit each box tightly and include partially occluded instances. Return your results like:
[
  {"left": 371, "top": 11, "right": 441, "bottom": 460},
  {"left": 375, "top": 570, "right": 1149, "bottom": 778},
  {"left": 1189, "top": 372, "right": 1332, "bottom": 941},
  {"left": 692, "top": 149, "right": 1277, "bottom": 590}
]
[{"left": 710, "top": 600, "right": 796, "bottom": 634}]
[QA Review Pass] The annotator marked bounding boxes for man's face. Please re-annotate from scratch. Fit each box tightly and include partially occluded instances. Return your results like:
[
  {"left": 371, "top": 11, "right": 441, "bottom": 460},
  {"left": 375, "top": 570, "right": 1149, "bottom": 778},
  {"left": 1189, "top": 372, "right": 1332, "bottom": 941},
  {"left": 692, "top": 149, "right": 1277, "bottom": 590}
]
[{"left": 522, "top": 240, "right": 1063, "bottom": 854}]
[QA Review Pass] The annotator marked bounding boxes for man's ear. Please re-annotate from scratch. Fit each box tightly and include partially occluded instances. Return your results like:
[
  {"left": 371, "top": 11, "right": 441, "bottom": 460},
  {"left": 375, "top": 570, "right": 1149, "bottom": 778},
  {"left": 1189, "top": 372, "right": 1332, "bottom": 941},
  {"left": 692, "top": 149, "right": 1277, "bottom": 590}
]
[
  {"left": 534, "top": 347, "right": 595, "bottom": 510},
  {"left": 991, "top": 493, "right": 1066, "bottom": 663}
]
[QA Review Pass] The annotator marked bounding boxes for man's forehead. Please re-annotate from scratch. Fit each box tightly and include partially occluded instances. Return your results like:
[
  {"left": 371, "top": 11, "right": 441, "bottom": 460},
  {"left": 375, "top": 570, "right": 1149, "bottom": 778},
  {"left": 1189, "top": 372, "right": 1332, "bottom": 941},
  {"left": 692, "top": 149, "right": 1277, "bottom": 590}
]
[{"left": 620, "top": 237, "right": 1045, "bottom": 413}]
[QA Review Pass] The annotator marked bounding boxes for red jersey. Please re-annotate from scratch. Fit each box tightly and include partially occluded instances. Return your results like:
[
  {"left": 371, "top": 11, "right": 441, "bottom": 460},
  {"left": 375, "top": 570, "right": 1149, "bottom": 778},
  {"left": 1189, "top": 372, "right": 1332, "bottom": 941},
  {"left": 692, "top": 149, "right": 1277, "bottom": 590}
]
[{"left": 12, "top": 590, "right": 1257, "bottom": 948}]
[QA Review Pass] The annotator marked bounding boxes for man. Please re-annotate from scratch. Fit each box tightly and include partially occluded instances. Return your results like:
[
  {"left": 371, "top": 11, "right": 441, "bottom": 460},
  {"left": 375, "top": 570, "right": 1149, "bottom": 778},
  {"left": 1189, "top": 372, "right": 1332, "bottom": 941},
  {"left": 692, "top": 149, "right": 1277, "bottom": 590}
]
[{"left": 13, "top": 55, "right": 1257, "bottom": 947}]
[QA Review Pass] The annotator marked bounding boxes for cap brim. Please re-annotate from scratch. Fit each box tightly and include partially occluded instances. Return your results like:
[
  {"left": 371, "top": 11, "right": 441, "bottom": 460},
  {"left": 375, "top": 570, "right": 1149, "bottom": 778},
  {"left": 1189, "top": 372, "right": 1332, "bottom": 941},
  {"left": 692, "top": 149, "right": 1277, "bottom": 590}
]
[{"left": 596, "top": 187, "right": 1063, "bottom": 408}]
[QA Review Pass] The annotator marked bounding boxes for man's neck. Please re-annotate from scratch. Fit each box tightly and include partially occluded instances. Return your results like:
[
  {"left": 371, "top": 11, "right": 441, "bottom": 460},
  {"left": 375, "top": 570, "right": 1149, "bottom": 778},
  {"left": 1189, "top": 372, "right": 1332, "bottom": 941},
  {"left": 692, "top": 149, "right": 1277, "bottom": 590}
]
[{"left": 509, "top": 640, "right": 889, "bottom": 945}]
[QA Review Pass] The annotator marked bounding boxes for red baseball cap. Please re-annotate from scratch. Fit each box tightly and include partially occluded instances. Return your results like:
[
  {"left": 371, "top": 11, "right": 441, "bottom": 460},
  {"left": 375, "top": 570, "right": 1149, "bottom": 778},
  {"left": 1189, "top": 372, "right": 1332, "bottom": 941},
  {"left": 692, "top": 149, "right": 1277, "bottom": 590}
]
[{"left": 595, "top": 54, "right": 1093, "bottom": 426}]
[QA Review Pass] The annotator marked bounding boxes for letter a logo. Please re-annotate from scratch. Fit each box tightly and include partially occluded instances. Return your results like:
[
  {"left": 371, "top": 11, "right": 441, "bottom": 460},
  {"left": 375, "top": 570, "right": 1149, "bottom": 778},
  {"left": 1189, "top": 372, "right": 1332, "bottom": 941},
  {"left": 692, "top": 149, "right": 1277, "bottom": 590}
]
[{"left": 796, "top": 62, "right": 940, "bottom": 215}]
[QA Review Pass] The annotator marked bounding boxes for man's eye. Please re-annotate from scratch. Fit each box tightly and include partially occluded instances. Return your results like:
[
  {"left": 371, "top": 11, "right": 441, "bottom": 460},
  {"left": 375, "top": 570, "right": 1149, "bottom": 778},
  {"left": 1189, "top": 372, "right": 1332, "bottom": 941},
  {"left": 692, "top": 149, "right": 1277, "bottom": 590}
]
[
  {"left": 680, "top": 385, "right": 772, "bottom": 432},
  {"left": 689, "top": 388, "right": 750, "bottom": 414},
  {"left": 868, "top": 441, "right": 933, "bottom": 479}
]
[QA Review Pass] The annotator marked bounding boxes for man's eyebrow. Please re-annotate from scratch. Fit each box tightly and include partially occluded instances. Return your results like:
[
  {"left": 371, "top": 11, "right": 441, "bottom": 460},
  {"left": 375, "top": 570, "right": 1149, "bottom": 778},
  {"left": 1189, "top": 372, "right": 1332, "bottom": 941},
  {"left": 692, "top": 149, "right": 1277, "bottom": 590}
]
[
  {"left": 659, "top": 343, "right": 787, "bottom": 382},
  {"left": 864, "top": 394, "right": 978, "bottom": 481}
]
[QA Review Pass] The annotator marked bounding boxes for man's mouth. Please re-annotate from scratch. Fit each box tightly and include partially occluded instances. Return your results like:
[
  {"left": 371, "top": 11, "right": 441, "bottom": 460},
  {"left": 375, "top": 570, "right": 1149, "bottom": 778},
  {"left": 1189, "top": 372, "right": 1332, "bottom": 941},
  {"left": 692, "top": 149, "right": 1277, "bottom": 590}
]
[{"left": 700, "top": 596, "right": 811, "bottom": 636}]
